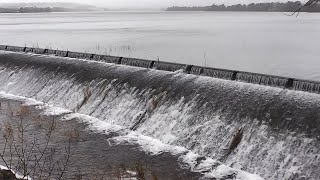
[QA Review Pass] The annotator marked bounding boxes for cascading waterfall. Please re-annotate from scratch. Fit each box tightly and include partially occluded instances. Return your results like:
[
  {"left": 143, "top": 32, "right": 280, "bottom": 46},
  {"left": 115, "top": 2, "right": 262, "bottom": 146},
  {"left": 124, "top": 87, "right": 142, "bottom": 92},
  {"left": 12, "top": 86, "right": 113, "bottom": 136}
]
[
  {"left": 0, "top": 51, "right": 319, "bottom": 179},
  {"left": 3, "top": 45, "right": 320, "bottom": 95}
]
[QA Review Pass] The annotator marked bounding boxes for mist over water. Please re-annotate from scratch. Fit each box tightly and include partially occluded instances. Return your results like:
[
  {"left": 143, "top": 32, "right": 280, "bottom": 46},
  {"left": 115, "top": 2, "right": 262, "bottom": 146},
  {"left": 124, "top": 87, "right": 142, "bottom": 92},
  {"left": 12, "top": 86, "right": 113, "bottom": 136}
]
[{"left": 0, "top": 11, "right": 320, "bottom": 80}]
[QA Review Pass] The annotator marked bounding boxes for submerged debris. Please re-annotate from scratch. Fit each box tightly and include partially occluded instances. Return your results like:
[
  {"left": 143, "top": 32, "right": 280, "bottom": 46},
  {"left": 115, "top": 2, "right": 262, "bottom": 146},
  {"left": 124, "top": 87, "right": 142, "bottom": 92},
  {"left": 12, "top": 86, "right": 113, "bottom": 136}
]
[
  {"left": 220, "top": 127, "right": 244, "bottom": 162},
  {"left": 229, "top": 127, "right": 244, "bottom": 151}
]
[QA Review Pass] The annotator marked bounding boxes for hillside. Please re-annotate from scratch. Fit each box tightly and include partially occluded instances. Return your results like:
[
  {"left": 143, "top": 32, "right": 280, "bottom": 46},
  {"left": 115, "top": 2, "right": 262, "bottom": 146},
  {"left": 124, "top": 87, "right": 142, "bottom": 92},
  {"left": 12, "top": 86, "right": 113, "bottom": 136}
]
[
  {"left": 167, "top": 1, "right": 320, "bottom": 12},
  {"left": 0, "top": 2, "right": 103, "bottom": 12}
]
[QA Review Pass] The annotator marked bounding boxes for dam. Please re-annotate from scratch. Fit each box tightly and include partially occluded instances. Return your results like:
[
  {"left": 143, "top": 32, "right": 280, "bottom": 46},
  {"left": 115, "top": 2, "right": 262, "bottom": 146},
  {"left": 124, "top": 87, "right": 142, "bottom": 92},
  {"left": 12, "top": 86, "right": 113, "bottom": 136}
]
[{"left": 0, "top": 46, "right": 319, "bottom": 179}]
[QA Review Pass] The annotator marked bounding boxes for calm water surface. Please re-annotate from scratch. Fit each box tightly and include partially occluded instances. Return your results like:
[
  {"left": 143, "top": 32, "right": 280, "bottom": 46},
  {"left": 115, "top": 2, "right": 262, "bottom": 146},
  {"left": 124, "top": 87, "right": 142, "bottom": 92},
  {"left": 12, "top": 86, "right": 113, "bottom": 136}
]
[{"left": 0, "top": 11, "right": 320, "bottom": 80}]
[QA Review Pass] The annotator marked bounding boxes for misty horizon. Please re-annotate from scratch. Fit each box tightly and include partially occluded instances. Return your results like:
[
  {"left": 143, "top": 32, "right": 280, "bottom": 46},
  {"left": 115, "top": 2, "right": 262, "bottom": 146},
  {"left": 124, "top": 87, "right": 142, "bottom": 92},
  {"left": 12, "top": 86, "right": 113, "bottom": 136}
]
[{"left": 0, "top": 0, "right": 310, "bottom": 9}]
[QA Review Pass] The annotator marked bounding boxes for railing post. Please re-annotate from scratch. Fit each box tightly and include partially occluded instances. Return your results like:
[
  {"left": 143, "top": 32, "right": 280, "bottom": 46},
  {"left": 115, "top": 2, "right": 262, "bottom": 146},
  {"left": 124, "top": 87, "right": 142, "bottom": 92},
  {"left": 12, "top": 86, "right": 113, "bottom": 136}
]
[
  {"left": 149, "top": 61, "right": 155, "bottom": 69},
  {"left": 199, "top": 68, "right": 204, "bottom": 75},
  {"left": 185, "top": 65, "right": 193, "bottom": 74},
  {"left": 231, "top": 71, "right": 238, "bottom": 80},
  {"left": 118, "top": 57, "right": 123, "bottom": 64},
  {"left": 285, "top": 78, "right": 294, "bottom": 89}
]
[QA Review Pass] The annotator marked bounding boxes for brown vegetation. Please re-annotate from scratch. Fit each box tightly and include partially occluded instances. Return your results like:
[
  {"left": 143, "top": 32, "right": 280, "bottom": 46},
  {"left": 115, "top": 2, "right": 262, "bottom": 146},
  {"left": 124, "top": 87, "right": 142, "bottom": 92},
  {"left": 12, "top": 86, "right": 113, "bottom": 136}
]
[
  {"left": 0, "top": 103, "right": 72, "bottom": 179},
  {"left": 0, "top": 102, "right": 160, "bottom": 179}
]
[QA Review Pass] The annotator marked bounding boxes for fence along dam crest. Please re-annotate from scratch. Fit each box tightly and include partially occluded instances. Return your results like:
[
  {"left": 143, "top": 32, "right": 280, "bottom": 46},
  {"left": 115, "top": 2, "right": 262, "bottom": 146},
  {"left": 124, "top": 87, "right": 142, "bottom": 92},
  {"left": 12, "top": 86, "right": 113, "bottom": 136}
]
[
  {"left": 0, "top": 45, "right": 319, "bottom": 179},
  {"left": 1, "top": 44, "right": 320, "bottom": 94}
]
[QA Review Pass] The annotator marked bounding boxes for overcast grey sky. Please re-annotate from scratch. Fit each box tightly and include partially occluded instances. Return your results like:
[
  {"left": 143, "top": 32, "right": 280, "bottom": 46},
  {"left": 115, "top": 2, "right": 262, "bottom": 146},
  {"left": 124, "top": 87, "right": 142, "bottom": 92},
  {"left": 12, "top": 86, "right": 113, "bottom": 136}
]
[{"left": 0, "top": 0, "right": 308, "bottom": 8}]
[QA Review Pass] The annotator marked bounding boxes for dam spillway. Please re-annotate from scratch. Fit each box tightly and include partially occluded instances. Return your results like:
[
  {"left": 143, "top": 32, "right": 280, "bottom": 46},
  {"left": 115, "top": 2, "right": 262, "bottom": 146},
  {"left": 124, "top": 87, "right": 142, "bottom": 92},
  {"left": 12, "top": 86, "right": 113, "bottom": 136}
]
[
  {"left": 2, "top": 45, "right": 320, "bottom": 94},
  {"left": 0, "top": 46, "right": 319, "bottom": 179}
]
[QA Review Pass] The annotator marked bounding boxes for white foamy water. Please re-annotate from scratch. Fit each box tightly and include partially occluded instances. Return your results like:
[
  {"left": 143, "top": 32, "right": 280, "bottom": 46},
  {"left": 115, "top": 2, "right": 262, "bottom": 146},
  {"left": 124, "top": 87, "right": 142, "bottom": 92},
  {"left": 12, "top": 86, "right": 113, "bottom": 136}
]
[
  {"left": 0, "top": 55, "right": 319, "bottom": 179},
  {"left": 0, "top": 12, "right": 320, "bottom": 80},
  {"left": 0, "top": 91, "right": 264, "bottom": 180}
]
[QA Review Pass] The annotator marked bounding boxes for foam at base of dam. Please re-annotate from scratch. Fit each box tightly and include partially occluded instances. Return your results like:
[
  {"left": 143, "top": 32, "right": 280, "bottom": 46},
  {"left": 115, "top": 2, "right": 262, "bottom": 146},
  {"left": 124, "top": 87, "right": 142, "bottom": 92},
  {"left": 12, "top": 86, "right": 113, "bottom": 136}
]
[{"left": 0, "top": 51, "right": 319, "bottom": 179}]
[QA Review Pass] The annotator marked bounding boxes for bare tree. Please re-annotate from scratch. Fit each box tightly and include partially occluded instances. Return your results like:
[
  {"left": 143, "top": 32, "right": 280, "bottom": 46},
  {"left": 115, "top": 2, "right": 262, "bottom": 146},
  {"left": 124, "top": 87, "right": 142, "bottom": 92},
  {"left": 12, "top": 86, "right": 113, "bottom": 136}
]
[
  {"left": 0, "top": 102, "right": 159, "bottom": 180},
  {"left": 292, "top": 0, "right": 320, "bottom": 16},
  {"left": 0, "top": 103, "right": 72, "bottom": 180}
]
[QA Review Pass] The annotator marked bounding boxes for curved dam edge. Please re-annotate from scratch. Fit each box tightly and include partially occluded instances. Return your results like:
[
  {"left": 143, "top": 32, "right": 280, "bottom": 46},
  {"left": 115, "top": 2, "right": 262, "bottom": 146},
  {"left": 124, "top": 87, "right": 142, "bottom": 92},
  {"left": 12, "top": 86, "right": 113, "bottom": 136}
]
[
  {"left": 1, "top": 45, "right": 320, "bottom": 94},
  {"left": 0, "top": 51, "right": 319, "bottom": 179},
  {"left": 0, "top": 51, "right": 319, "bottom": 138},
  {"left": 0, "top": 91, "right": 264, "bottom": 180}
]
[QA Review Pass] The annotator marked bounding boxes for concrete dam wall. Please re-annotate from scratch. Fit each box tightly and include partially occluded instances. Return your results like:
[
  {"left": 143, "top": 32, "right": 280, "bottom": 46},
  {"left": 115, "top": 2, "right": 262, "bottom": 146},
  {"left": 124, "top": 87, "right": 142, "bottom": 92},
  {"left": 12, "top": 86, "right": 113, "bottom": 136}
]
[{"left": 1, "top": 44, "right": 320, "bottom": 94}]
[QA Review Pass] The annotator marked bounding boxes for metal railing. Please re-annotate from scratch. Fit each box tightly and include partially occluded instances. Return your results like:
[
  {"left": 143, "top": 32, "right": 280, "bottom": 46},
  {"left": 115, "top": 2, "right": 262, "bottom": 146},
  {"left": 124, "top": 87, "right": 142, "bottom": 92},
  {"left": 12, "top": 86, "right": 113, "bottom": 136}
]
[{"left": 1, "top": 44, "right": 320, "bottom": 94}]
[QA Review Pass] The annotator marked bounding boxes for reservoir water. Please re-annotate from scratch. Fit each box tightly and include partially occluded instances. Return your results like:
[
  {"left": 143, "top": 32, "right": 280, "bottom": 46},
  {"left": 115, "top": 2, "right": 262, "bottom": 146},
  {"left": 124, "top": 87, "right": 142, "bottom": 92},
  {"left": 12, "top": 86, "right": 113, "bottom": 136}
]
[{"left": 0, "top": 11, "right": 320, "bottom": 80}]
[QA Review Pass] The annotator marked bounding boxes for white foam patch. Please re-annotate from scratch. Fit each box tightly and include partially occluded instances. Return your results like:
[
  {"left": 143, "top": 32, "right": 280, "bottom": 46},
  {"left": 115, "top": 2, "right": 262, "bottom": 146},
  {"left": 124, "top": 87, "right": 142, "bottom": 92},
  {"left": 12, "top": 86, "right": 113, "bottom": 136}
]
[
  {"left": 106, "top": 126, "right": 265, "bottom": 179},
  {"left": 62, "top": 113, "right": 124, "bottom": 134},
  {"left": 110, "top": 132, "right": 264, "bottom": 179},
  {"left": 111, "top": 131, "right": 186, "bottom": 155},
  {"left": 0, "top": 91, "right": 71, "bottom": 116},
  {"left": 0, "top": 91, "right": 43, "bottom": 106},
  {"left": 178, "top": 151, "right": 264, "bottom": 180},
  {"left": 204, "top": 164, "right": 264, "bottom": 180},
  {"left": 180, "top": 151, "right": 217, "bottom": 171},
  {"left": 40, "top": 106, "right": 72, "bottom": 116}
]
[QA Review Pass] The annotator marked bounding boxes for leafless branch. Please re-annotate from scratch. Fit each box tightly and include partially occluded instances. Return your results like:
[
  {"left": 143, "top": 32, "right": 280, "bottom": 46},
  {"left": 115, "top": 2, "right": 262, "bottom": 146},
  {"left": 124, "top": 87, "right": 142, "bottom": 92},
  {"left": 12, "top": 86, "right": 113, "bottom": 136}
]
[{"left": 291, "top": 0, "right": 320, "bottom": 16}]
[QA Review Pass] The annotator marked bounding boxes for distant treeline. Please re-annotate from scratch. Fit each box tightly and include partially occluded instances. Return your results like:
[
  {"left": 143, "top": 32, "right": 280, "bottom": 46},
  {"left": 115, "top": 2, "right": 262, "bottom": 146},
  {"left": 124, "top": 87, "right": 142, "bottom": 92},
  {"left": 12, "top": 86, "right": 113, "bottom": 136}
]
[
  {"left": 0, "top": 8, "right": 18, "bottom": 13},
  {"left": 0, "top": 6, "right": 100, "bottom": 13},
  {"left": 19, "top": 7, "right": 71, "bottom": 13},
  {"left": 167, "top": 1, "right": 320, "bottom": 12}
]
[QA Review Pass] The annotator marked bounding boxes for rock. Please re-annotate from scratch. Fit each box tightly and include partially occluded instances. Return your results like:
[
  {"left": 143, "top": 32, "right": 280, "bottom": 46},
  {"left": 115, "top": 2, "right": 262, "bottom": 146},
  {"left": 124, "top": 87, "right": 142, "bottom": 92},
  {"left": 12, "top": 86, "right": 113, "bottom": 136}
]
[{"left": 0, "top": 169, "right": 20, "bottom": 180}]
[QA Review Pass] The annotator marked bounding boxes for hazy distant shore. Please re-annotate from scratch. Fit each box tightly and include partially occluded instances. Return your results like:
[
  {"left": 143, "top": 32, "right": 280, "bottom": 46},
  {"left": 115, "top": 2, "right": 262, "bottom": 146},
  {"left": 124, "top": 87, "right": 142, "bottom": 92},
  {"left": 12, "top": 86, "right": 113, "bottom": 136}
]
[
  {"left": 0, "top": 7, "right": 101, "bottom": 13},
  {"left": 167, "top": 1, "right": 320, "bottom": 12},
  {"left": 0, "top": 2, "right": 104, "bottom": 13}
]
